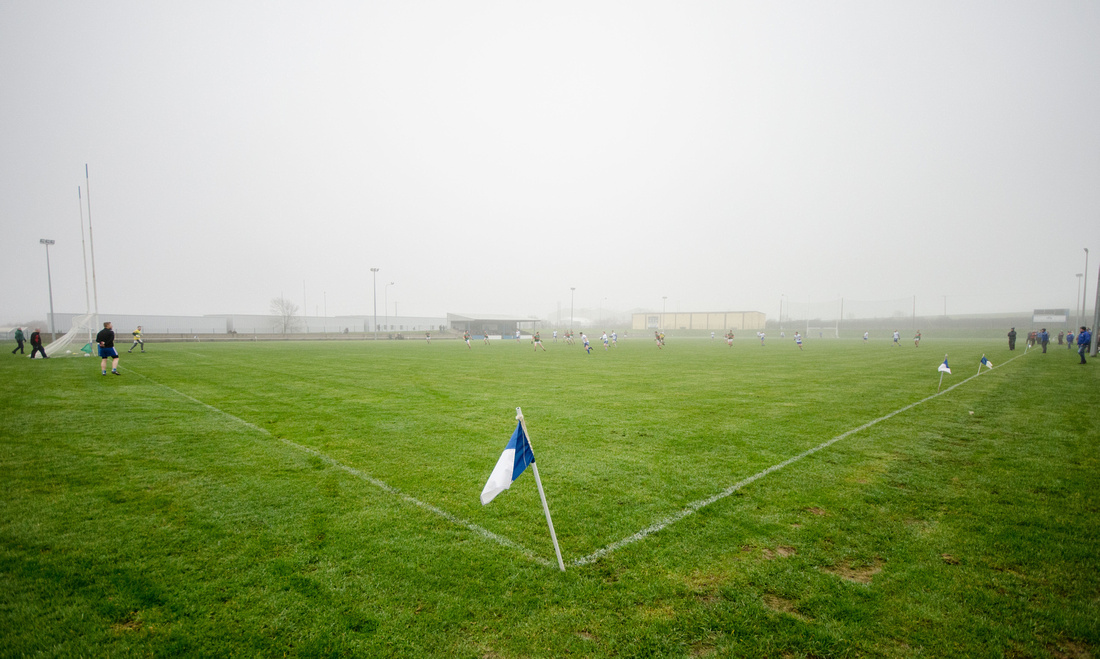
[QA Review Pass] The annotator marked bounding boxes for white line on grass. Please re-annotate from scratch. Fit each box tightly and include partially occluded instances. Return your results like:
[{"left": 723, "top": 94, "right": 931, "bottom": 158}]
[
  {"left": 571, "top": 352, "right": 1025, "bottom": 567},
  {"left": 124, "top": 369, "right": 555, "bottom": 569}
]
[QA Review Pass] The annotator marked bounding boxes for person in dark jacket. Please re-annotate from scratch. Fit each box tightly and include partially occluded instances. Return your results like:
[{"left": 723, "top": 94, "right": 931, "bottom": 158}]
[
  {"left": 29, "top": 329, "right": 47, "bottom": 359},
  {"left": 1077, "top": 326, "right": 1092, "bottom": 365},
  {"left": 1039, "top": 328, "right": 1050, "bottom": 353},
  {"left": 1007, "top": 327, "right": 1016, "bottom": 351},
  {"left": 96, "top": 321, "right": 120, "bottom": 375},
  {"left": 11, "top": 327, "right": 25, "bottom": 354}
]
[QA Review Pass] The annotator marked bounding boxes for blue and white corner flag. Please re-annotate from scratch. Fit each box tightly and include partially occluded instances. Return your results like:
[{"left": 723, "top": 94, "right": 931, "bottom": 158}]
[
  {"left": 981, "top": 355, "right": 993, "bottom": 369},
  {"left": 480, "top": 408, "right": 566, "bottom": 571},
  {"left": 938, "top": 357, "right": 951, "bottom": 374},
  {"left": 480, "top": 420, "right": 535, "bottom": 505}
]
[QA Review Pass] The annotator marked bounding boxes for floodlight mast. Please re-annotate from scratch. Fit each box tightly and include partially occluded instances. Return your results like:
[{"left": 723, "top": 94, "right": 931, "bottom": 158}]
[
  {"left": 1082, "top": 248, "right": 1089, "bottom": 337},
  {"left": 1092, "top": 260, "right": 1100, "bottom": 357},
  {"left": 40, "top": 239, "right": 56, "bottom": 340},
  {"left": 570, "top": 287, "right": 575, "bottom": 332},
  {"left": 1077, "top": 274, "right": 1084, "bottom": 329},
  {"left": 370, "top": 268, "right": 380, "bottom": 340},
  {"left": 385, "top": 281, "right": 394, "bottom": 333}
]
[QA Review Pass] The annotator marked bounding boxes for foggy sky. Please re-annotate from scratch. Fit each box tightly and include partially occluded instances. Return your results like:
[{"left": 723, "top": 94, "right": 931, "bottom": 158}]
[{"left": 2, "top": 2, "right": 1099, "bottom": 326}]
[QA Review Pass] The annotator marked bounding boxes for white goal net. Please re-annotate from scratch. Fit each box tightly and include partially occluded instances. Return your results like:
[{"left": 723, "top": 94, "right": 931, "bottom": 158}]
[{"left": 44, "top": 313, "right": 98, "bottom": 357}]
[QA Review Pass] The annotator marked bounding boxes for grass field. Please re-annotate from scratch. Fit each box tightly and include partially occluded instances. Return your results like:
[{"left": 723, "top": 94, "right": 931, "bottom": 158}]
[{"left": 2, "top": 335, "right": 1098, "bottom": 657}]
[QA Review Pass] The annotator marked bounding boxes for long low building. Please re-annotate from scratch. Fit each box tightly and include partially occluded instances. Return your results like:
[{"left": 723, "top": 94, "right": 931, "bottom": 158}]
[{"left": 632, "top": 311, "right": 766, "bottom": 331}]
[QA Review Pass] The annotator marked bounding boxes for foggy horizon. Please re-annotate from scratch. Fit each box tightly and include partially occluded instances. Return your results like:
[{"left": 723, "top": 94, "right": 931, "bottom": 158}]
[{"left": 3, "top": 3, "right": 1099, "bottom": 328}]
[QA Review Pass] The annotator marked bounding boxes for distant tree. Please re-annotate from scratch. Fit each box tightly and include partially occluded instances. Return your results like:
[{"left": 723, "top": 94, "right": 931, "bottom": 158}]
[{"left": 270, "top": 296, "right": 300, "bottom": 334}]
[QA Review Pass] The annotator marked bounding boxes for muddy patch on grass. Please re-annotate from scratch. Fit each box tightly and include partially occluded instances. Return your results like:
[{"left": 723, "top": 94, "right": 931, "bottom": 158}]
[
  {"left": 1048, "top": 641, "right": 1093, "bottom": 659},
  {"left": 805, "top": 507, "right": 827, "bottom": 516},
  {"left": 110, "top": 613, "right": 143, "bottom": 633},
  {"left": 762, "top": 546, "right": 797, "bottom": 560},
  {"left": 822, "top": 558, "right": 884, "bottom": 584},
  {"left": 683, "top": 569, "right": 732, "bottom": 604},
  {"left": 763, "top": 594, "right": 810, "bottom": 621}
]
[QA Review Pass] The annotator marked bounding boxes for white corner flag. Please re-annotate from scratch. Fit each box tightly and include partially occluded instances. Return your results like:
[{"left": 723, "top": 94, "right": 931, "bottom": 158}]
[
  {"left": 480, "top": 419, "right": 534, "bottom": 505},
  {"left": 937, "top": 354, "right": 951, "bottom": 392},
  {"left": 480, "top": 408, "right": 565, "bottom": 571}
]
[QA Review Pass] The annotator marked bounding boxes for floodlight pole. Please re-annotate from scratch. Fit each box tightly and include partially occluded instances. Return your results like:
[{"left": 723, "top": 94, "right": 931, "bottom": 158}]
[
  {"left": 1082, "top": 248, "right": 1089, "bottom": 337},
  {"left": 662, "top": 296, "right": 667, "bottom": 328},
  {"left": 1091, "top": 262, "right": 1100, "bottom": 357},
  {"left": 1076, "top": 274, "right": 1084, "bottom": 329},
  {"left": 370, "top": 268, "right": 379, "bottom": 339},
  {"left": 570, "top": 287, "right": 575, "bottom": 332},
  {"left": 40, "top": 239, "right": 56, "bottom": 340},
  {"left": 385, "top": 281, "right": 394, "bottom": 333}
]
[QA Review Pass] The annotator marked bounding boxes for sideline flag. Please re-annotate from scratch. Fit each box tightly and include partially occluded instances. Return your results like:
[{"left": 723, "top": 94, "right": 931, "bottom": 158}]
[
  {"left": 937, "top": 354, "right": 951, "bottom": 392},
  {"left": 480, "top": 408, "right": 566, "bottom": 571},
  {"left": 978, "top": 355, "right": 993, "bottom": 374},
  {"left": 480, "top": 420, "right": 534, "bottom": 505}
]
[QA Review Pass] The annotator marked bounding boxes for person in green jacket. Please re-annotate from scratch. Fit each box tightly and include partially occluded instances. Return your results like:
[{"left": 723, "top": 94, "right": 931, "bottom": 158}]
[{"left": 11, "top": 327, "right": 25, "bottom": 354}]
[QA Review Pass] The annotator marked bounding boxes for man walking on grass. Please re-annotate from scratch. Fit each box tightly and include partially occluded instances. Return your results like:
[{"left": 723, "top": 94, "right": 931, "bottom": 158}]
[
  {"left": 97, "top": 321, "right": 121, "bottom": 375},
  {"left": 1077, "top": 326, "right": 1091, "bottom": 365},
  {"left": 11, "top": 327, "right": 25, "bottom": 354}
]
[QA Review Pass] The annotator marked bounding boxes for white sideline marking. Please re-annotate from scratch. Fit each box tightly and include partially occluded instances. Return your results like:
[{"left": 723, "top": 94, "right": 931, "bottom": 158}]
[
  {"left": 571, "top": 353, "right": 1024, "bottom": 567},
  {"left": 126, "top": 351, "right": 1021, "bottom": 571},
  {"left": 125, "top": 369, "right": 554, "bottom": 569}
]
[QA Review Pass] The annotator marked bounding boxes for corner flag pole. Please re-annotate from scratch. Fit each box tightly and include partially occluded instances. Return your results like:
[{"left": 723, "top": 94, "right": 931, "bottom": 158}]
[
  {"left": 976, "top": 355, "right": 984, "bottom": 377},
  {"left": 938, "top": 354, "right": 947, "bottom": 392},
  {"left": 516, "top": 407, "right": 565, "bottom": 572}
]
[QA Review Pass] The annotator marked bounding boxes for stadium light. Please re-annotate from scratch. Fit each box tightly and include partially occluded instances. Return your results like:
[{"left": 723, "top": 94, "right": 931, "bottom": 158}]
[
  {"left": 370, "top": 267, "right": 379, "bottom": 339},
  {"left": 1082, "top": 249, "right": 1089, "bottom": 331},
  {"left": 570, "top": 287, "right": 575, "bottom": 332},
  {"left": 385, "top": 281, "right": 395, "bottom": 332},
  {"left": 1077, "top": 273, "right": 1084, "bottom": 329},
  {"left": 40, "top": 239, "right": 56, "bottom": 340},
  {"left": 1092, "top": 263, "right": 1100, "bottom": 357}
]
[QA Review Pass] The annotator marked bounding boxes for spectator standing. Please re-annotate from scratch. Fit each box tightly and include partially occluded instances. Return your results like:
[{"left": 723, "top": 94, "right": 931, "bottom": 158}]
[
  {"left": 29, "top": 328, "right": 47, "bottom": 359},
  {"left": 1076, "top": 326, "right": 1091, "bottom": 365}
]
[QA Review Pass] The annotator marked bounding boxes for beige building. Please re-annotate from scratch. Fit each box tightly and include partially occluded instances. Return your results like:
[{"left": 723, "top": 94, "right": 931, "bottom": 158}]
[{"left": 631, "top": 311, "right": 766, "bottom": 331}]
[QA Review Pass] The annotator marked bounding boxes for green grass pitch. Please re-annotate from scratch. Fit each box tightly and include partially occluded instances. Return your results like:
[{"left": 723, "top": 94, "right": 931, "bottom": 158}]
[{"left": 1, "top": 335, "right": 1097, "bottom": 657}]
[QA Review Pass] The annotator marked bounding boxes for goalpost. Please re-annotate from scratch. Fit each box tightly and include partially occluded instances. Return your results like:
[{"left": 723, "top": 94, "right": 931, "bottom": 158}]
[
  {"left": 43, "top": 313, "right": 98, "bottom": 357},
  {"left": 43, "top": 166, "right": 101, "bottom": 357},
  {"left": 807, "top": 325, "right": 839, "bottom": 339}
]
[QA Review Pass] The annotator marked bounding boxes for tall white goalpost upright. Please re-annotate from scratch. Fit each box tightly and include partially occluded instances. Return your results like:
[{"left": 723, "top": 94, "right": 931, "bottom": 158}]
[{"left": 43, "top": 167, "right": 102, "bottom": 357}]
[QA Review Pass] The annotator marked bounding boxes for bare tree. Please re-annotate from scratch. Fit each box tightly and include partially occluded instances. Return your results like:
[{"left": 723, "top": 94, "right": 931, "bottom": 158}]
[{"left": 270, "top": 296, "right": 300, "bottom": 334}]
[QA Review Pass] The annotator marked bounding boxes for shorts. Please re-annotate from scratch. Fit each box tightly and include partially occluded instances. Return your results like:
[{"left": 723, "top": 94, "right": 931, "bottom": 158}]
[{"left": 99, "top": 347, "right": 119, "bottom": 358}]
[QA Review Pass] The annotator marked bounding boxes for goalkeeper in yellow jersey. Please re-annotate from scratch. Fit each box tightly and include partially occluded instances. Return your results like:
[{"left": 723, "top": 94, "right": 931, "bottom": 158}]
[{"left": 128, "top": 325, "right": 145, "bottom": 353}]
